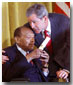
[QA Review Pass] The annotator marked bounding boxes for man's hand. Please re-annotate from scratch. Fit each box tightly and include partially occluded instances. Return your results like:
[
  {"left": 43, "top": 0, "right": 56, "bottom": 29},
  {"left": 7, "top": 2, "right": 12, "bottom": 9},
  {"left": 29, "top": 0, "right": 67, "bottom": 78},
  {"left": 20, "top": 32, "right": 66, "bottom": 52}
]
[
  {"left": 2, "top": 50, "right": 9, "bottom": 64},
  {"left": 56, "top": 69, "right": 69, "bottom": 79},
  {"left": 40, "top": 51, "right": 49, "bottom": 73},
  {"left": 26, "top": 49, "right": 43, "bottom": 62},
  {"left": 40, "top": 51, "right": 49, "bottom": 67}
]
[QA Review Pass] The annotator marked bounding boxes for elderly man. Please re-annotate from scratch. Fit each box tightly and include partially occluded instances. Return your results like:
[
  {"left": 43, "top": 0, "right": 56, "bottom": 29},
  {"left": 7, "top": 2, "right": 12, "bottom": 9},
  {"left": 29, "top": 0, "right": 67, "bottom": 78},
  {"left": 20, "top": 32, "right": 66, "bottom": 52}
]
[
  {"left": 25, "top": 4, "right": 70, "bottom": 82},
  {"left": 2, "top": 24, "right": 49, "bottom": 82}
]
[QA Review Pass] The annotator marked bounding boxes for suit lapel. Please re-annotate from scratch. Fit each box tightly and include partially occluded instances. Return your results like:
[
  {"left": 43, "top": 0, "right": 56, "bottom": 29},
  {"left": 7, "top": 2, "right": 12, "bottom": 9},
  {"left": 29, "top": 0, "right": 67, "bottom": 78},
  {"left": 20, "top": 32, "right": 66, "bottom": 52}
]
[
  {"left": 49, "top": 14, "right": 58, "bottom": 54},
  {"left": 33, "top": 59, "right": 48, "bottom": 82},
  {"left": 13, "top": 45, "right": 27, "bottom": 62},
  {"left": 35, "top": 33, "right": 44, "bottom": 47}
]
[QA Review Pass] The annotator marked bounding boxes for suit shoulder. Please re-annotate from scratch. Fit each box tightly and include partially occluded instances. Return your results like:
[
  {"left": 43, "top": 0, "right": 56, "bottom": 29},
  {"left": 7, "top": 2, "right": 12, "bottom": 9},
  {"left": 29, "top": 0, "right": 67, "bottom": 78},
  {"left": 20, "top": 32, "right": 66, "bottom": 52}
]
[
  {"left": 49, "top": 13, "right": 70, "bottom": 21},
  {"left": 3, "top": 44, "right": 17, "bottom": 56},
  {"left": 3, "top": 44, "right": 16, "bottom": 51},
  {"left": 49, "top": 13, "right": 70, "bottom": 27},
  {"left": 3, "top": 44, "right": 17, "bottom": 62}
]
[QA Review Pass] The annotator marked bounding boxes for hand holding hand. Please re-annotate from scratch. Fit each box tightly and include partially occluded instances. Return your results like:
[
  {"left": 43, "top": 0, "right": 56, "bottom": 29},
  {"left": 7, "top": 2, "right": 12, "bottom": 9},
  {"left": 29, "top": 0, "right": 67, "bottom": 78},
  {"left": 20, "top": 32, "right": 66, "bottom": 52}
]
[
  {"left": 39, "top": 51, "right": 49, "bottom": 73},
  {"left": 40, "top": 51, "right": 49, "bottom": 67},
  {"left": 26, "top": 49, "right": 42, "bottom": 62}
]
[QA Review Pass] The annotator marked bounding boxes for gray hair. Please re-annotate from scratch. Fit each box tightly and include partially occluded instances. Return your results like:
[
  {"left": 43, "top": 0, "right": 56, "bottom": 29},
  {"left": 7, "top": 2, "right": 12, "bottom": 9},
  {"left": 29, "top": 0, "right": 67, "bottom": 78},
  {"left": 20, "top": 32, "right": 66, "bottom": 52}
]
[{"left": 26, "top": 4, "right": 48, "bottom": 19}]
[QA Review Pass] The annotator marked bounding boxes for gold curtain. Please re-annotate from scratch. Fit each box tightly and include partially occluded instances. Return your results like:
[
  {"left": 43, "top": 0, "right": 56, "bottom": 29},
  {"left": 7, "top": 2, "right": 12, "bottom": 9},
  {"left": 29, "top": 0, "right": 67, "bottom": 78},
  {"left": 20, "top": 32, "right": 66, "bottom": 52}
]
[{"left": 2, "top": 2, "right": 53, "bottom": 49}]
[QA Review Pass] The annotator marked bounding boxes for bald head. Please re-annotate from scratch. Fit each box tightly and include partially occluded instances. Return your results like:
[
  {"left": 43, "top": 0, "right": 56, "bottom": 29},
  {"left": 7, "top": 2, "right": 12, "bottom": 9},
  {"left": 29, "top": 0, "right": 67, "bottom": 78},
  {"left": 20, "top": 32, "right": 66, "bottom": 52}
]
[
  {"left": 14, "top": 25, "right": 35, "bottom": 51},
  {"left": 14, "top": 24, "right": 33, "bottom": 38}
]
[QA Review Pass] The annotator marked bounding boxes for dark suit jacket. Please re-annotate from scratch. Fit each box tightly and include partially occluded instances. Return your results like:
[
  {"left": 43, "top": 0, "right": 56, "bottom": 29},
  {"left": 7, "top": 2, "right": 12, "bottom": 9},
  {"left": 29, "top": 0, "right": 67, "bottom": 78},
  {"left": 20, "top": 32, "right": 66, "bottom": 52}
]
[
  {"left": 24, "top": 13, "right": 70, "bottom": 78},
  {"left": 2, "top": 44, "right": 48, "bottom": 82}
]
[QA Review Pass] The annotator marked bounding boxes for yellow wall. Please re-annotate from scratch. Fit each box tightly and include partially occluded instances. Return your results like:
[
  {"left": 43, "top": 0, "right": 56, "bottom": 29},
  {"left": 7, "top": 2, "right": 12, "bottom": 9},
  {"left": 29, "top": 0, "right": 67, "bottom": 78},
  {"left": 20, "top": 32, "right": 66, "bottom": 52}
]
[{"left": 2, "top": 2, "right": 53, "bottom": 49}]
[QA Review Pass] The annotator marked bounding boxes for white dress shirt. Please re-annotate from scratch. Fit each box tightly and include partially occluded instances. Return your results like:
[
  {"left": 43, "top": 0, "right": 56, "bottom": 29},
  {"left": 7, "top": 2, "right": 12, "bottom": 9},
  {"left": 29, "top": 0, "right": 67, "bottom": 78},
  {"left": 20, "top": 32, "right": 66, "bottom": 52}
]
[
  {"left": 42, "top": 19, "right": 51, "bottom": 38},
  {"left": 46, "top": 19, "right": 51, "bottom": 33},
  {"left": 16, "top": 44, "right": 28, "bottom": 57}
]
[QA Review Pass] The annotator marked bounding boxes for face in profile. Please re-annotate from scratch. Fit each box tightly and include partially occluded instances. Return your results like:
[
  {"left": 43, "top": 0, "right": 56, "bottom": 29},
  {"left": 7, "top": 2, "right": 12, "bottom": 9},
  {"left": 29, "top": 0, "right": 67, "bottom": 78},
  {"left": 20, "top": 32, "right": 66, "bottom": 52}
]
[
  {"left": 27, "top": 14, "right": 48, "bottom": 33},
  {"left": 16, "top": 27, "right": 35, "bottom": 51}
]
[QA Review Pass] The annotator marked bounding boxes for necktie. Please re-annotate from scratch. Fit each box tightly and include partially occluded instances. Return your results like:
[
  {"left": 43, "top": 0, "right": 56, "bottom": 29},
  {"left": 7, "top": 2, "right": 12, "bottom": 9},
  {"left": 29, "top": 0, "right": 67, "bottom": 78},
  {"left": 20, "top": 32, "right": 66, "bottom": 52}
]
[
  {"left": 44, "top": 30, "right": 53, "bottom": 56},
  {"left": 30, "top": 60, "right": 33, "bottom": 65},
  {"left": 26, "top": 52, "right": 33, "bottom": 65}
]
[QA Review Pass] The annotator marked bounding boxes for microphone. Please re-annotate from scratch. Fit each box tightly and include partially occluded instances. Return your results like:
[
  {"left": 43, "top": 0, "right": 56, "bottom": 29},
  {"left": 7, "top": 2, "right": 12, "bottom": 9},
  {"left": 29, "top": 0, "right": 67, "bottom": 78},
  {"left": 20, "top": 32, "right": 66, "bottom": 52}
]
[{"left": 39, "top": 37, "right": 50, "bottom": 50}]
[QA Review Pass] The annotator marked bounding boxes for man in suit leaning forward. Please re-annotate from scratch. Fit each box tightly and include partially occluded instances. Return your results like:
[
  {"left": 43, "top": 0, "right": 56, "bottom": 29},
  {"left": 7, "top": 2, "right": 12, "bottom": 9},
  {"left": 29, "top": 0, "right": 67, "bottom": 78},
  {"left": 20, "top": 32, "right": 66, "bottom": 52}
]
[
  {"left": 25, "top": 4, "right": 70, "bottom": 81},
  {"left": 2, "top": 25, "right": 49, "bottom": 82}
]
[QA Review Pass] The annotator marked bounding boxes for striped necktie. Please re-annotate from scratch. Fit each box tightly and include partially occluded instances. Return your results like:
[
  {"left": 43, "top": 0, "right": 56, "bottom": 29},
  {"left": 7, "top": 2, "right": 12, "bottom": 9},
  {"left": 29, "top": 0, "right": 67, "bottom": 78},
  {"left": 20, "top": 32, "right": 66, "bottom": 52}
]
[
  {"left": 44, "top": 30, "right": 53, "bottom": 56},
  {"left": 26, "top": 52, "right": 33, "bottom": 65}
]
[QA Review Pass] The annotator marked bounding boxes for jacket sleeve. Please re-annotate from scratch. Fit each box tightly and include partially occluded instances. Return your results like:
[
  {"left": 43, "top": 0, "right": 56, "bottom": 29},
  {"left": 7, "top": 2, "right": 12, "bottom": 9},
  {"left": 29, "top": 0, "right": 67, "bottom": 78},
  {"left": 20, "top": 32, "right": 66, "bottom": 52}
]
[
  {"left": 54, "top": 26, "right": 70, "bottom": 71},
  {"left": 2, "top": 53, "right": 32, "bottom": 82}
]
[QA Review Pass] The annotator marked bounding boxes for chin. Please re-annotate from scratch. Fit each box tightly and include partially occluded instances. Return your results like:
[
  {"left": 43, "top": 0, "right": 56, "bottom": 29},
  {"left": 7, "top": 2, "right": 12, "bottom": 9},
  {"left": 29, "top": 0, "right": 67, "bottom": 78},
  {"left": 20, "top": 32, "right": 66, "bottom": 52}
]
[{"left": 35, "top": 31, "right": 40, "bottom": 34}]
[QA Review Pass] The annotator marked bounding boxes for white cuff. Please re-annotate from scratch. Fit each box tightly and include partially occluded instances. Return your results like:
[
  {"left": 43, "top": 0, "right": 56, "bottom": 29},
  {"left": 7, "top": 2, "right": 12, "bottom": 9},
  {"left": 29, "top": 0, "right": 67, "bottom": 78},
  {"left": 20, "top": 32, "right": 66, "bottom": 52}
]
[{"left": 43, "top": 70, "right": 49, "bottom": 77}]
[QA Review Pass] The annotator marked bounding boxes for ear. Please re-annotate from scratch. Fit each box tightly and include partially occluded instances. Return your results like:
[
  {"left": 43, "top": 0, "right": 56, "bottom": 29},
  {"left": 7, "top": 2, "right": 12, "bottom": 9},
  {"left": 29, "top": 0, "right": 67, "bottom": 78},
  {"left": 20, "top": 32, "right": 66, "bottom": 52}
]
[{"left": 14, "top": 37, "right": 20, "bottom": 44}]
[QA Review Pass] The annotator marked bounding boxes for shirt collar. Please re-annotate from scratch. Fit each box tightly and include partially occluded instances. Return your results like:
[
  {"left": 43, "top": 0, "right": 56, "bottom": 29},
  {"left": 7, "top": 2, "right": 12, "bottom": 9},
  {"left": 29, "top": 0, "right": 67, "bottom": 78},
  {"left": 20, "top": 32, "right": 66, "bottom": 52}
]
[
  {"left": 16, "top": 44, "right": 29, "bottom": 56},
  {"left": 46, "top": 19, "right": 51, "bottom": 33},
  {"left": 42, "top": 19, "right": 51, "bottom": 38}
]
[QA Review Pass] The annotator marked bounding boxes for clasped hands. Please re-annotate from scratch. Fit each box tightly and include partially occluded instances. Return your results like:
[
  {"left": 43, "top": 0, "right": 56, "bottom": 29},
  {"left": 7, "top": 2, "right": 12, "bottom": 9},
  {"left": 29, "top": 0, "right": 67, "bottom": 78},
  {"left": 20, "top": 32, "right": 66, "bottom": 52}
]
[{"left": 26, "top": 49, "right": 49, "bottom": 72}]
